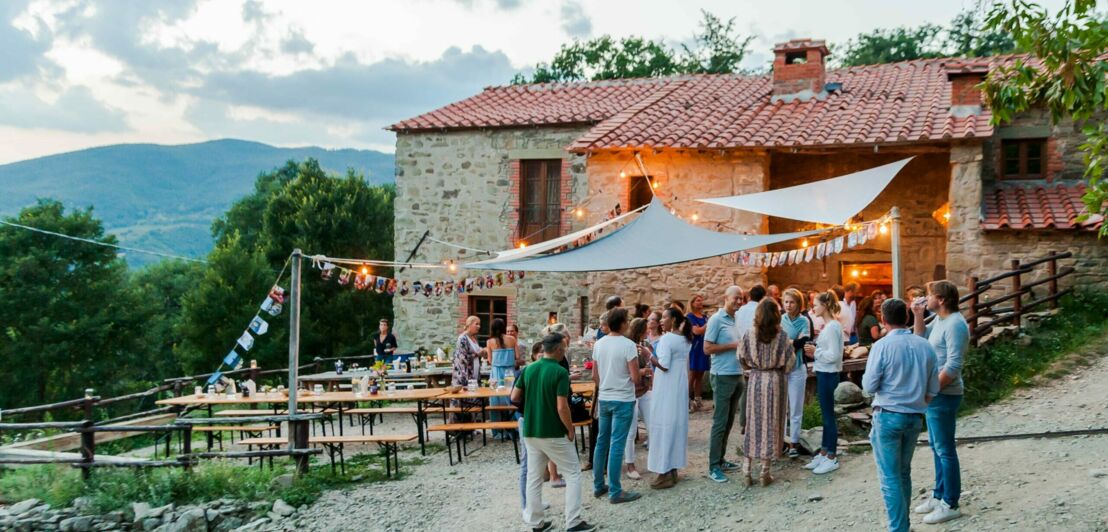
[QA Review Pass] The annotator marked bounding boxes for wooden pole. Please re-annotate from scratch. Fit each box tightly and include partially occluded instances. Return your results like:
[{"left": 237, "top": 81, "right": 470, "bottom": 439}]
[
  {"left": 1011, "top": 259, "right": 1022, "bottom": 332},
  {"left": 79, "top": 390, "right": 95, "bottom": 480},
  {"left": 1047, "top": 253, "right": 1059, "bottom": 310},
  {"left": 287, "top": 249, "right": 308, "bottom": 475},
  {"left": 889, "top": 207, "right": 903, "bottom": 299},
  {"left": 968, "top": 276, "right": 979, "bottom": 347}
]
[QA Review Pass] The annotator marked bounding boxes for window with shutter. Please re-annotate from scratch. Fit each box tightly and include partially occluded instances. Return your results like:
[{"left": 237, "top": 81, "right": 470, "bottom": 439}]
[{"left": 518, "top": 160, "right": 562, "bottom": 245}]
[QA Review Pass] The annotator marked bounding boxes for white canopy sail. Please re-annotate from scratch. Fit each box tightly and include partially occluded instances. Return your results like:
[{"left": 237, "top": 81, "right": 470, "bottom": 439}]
[
  {"left": 466, "top": 197, "right": 822, "bottom": 272},
  {"left": 696, "top": 158, "right": 913, "bottom": 225}
]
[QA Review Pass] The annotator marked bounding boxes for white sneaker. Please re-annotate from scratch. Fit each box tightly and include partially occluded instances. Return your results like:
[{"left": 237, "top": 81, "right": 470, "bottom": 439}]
[
  {"left": 812, "top": 457, "right": 839, "bottom": 474},
  {"left": 914, "top": 496, "right": 939, "bottom": 515},
  {"left": 923, "top": 500, "right": 961, "bottom": 524},
  {"left": 803, "top": 454, "right": 825, "bottom": 470}
]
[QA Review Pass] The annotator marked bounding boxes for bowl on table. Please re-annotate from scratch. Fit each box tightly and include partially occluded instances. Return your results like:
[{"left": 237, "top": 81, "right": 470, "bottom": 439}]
[{"left": 444, "top": 385, "right": 462, "bottom": 394}]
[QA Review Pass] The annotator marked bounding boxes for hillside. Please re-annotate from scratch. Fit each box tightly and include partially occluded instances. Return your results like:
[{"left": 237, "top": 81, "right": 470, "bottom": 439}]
[{"left": 0, "top": 139, "right": 394, "bottom": 267}]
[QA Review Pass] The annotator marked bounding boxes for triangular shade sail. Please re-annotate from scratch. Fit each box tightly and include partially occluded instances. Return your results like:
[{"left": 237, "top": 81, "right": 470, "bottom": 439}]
[
  {"left": 481, "top": 205, "right": 644, "bottom": 263},
  {"left": 466, "top": 197, "right": 822, "bottom": 272},
  {"left": 696, "top": 157, "right": 913, "bottom": 225}
]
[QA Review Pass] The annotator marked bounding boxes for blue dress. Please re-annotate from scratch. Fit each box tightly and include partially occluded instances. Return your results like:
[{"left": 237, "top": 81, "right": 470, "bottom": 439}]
[
  {"left": 489, "top": 347, "right": 518, "bottom": 420},
  {"left": 687, "top": 312, "right": 710, "bottom": 372}
]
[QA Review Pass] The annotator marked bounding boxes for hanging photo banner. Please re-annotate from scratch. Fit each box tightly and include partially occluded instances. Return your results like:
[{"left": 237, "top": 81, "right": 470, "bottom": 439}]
[
  {"left": 249, "top": 316, "right": 269, "bottom": 336},
  {"left": 261, "top": 297, "right": 282, "bottom": 317},
  {"left": 223, "top": 351, "right": 241, "bottom": 367},
  {"left": 206, "top": 370, "right": 223, "bottom": 386},
  {"left": 236, "top": 331, "right": 254, "bottom": 351}
]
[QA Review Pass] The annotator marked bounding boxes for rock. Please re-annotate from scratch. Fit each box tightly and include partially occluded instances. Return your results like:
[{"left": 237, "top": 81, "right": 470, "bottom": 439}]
[
  {"left": 59, "top": 516, "right": 93, "bottom": 532},
  {"left": 163, "top": 508, "right": 206, "bottom": 532},
  {"left": 1089, "top": 469, "right": 1108, "bottom": 478},
  {"left": 9, "top": 499, "right": 42, "bottom": 516},
  {"left": 71, "top": 497, "right": 94, "bottom": 515},
  {"left": 270, "top": 474, "right": 295, "bottom": 490},
  {"left": 133, "top": 502, "right": 153, "bottom": 523},
  {"left": 807, "top": 494, "right": 823, "bottom": 502},
  {"left": 248, "top": 501, "right": 271, "bottom": 514},
  {"left": 834, "top": 382, "right": 864, "bottom": 404},
  {"left": 105, "top": 511, "right": 125, "bottom": 524},
  {"left": 141, "top": 517, "right": 162, "bottom": 531},
  {"left": 236, "top": 517, "right": 270, "bottom": 531},
  {"left": 271, "top": 500, "right": 295, "bottom": 517}
]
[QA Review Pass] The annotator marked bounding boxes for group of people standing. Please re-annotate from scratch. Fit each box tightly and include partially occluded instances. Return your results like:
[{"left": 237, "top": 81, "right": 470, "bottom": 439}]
[{"left": 471, "top": 279, "right": 966, "bottom": 532}]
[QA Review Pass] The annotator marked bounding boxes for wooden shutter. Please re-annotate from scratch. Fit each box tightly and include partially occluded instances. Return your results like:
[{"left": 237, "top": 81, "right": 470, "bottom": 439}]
[{"left": 519, "top": 160, "right": 562, "bottom": 244}]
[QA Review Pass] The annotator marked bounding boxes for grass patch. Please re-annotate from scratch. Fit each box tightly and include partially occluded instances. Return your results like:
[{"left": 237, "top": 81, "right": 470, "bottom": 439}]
[
  {"left": 801, "top": 401, "right": 822, "bottom": 430},
  {"left": 0, "top": 444, "right": 431, "bottom": 512},
  {"left": 961, "top": 289, "right": 1108, "bottom": 412}
]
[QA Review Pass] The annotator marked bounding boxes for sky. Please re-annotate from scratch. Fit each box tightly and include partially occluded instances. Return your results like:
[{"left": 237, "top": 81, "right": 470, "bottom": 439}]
[{"left": 0, "top": 0, "right": 1067, "bottom": 164}]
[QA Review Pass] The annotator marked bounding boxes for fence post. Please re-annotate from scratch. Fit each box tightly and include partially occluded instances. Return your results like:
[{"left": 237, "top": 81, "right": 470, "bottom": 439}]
[
  {"left": 1011, "top": 259, "right": 1022, "bottom": 332},
  {"left": 181, "top": 425, "right": 193, "bottom": 471},
  {"left": 313, "top": 357, "right": 323, "bottom": 374},
  {"left": 968, "top": 276, "right": 979, "bottom": 347},
  {"left": 291, "top": 418, "right": 310, "bottom": 476},
  {"left": 1048, "top": 252, "right": 1059, "bottom": 310},
  {"left": 79, "top": 390, "right": 96, "bottom": 480}
]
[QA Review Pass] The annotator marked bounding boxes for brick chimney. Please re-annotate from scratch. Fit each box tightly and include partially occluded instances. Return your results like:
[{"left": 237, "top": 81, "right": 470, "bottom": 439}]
[
  {"left": 945, "top": 61, "right": 989, "bottom": 117},
  {"left": 772, "top": 39, "right": 831, "bottom": 102}
]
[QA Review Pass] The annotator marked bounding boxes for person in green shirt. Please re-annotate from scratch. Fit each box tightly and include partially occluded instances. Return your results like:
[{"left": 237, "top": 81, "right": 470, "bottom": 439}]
[
  {"left": 856, "top": 296, "right": 882, "bottom": 347},
  {"left": 513, "top": 333, "right": 596, "bottom": 532}
]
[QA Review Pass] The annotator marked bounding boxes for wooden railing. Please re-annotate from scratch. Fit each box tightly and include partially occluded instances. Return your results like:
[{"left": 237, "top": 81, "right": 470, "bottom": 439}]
[
  {"left": 0, "top": 353, "right": 380, "bottom": 476},
  {"left": 961, "top": 251, "right": 1075, "bottom": 346}
]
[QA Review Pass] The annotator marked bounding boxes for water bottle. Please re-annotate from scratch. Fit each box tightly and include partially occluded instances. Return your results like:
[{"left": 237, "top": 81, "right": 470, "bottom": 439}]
[{"left": 335, "top": 359, "right": 344, "bottom": 375}]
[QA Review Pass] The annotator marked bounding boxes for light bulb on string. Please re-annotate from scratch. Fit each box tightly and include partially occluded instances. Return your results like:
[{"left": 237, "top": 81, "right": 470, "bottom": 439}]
[
  {"left": 619, "top": 170, "right": 626, "bottom": 178},
  {"left": 574, "top": 207, "right": 584, "bottom": 219},
  {"left": 879, "top": 223, "right": 889, "bottom": 235},
  {"left": 447, "top": 261, "right": 457, "bottom": 273},
  {"left": 360, "top": 266, "right": 369, "bottom": 275},
  {"left": 801, "top": 238, "right": 809, "bottom": 248},
  {"left": 518, "top": 241, "right": 527, "bottom": 249},
  {"left": 691, "top": 212, "right": 699, "bottom": 221}
]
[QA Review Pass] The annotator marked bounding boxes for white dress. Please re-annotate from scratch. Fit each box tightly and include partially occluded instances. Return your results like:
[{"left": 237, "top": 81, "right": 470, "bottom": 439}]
[{"left": 647, "top": 332, "right": 691, "bottom": 473}]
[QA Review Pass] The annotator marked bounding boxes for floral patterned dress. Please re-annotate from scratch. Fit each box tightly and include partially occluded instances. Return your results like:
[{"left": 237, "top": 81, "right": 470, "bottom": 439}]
[
  {"left": 451, "top": 333, "right": 482, "bottom": 422},
  {"left": 739, "top": 330, "right": 796, "bottom": 460}
]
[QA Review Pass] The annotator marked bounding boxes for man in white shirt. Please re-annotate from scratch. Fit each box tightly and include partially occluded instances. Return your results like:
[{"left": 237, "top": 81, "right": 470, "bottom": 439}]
[{"left": 836, "top": 283, "right": 858, "bottom": 344}]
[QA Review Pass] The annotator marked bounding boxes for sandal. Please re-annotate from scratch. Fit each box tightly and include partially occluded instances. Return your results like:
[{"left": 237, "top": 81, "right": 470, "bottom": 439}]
[
  {"left": 742, "top": 474, "right": 753, "bottom": 488},
  {"left": 760, "top": 473, "right": 774, "bottom": 487}
]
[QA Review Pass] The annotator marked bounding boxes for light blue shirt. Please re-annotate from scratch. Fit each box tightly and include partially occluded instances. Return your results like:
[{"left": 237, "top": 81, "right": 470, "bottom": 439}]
[
  {"left": 780, "top": 313, "right": 810, "bottom": 371},
  {"left": 862, "top": 328, "right": 940, "bottom": 415},
  {"left": 705, "top": 307, "right": 741, "bottom": 376},
  {"left": 924, "top": 312, "right": 969, "bottom": 395}
]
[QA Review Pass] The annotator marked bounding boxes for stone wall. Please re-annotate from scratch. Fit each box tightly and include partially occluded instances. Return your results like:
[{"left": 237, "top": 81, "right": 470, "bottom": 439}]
[
  {"left": 766, "top": 150, "right": 951, "bottom": 294},
  {"left": 582, "top": 149, "right": 769, "bottom": 316},
  {"left": 981, "top": 108, "right": 1092, "bottom": 184},
  {"left": 947, "top": 141, "right": 1108, "bottom": 297},
  {"left": 392, "top": 127, "right": 591, "bottom": 351}
]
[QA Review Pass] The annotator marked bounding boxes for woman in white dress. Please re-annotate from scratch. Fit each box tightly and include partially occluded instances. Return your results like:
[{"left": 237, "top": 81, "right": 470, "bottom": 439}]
[{"left": 647, "top": 307, "right": 693, "bottom": 489}]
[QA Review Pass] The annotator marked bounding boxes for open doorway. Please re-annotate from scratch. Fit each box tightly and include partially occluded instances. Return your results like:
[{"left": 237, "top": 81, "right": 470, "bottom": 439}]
[{"left": 840, "top": 261, "right": 892, "bottom": 296}]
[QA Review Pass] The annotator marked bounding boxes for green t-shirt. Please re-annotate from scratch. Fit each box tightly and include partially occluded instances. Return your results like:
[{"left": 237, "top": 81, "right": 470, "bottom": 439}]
[
  {"left": 858, "top": 314, "right": 880, "bottom": 346},
  {"left": 517, "top": 358, "right": 571, "bottom": 438}
]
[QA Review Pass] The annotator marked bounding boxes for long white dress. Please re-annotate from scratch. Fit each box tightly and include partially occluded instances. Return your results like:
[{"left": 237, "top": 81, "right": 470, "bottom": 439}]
[{"left": 647, "top": 332, "right": 691, "bottom": 473}]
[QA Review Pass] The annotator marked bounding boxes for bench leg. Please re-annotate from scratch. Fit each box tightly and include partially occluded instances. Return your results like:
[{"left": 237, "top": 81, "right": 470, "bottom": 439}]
[
  {"left": 339, "top": 443, "right": 346, "bottom": 476},
  {"left": 445, "top": 432, "right": 455, "bottom": 466}
]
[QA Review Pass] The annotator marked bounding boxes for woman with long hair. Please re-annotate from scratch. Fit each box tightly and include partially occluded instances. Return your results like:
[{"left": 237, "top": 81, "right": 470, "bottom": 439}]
[
  {"left": 487, "top": 318, "right": 519, "bottom": 436},
  {"left": 780, "top": 288, "right": 811, "bottom": 459},
  {"left": 452, "top": 316, "right": 485, "bottom": 424},
  {"left": 646, "top": 310, "right": 664, "bottom": 349},
  {"left": 738, "top": 299, "right": 795, "bottom": 487},
  {"left": 803, "top": 290, "right": 843, "bottom": 475},
  {"left": 856, "top": 296, "right": 882, "bottom": 347},
  {"left": 646, "top": 307, "right": 692, "bottom": 489},
  {"left": 623, "top": 318, "right": 654, "bottom": 480},
  {"left": 685, "top": 295, "right": 709, "bottom": 412}
]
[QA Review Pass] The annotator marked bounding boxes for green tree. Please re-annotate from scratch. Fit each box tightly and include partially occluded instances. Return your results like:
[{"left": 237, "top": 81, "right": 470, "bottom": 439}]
[
  {"left": 836, "top": 9, "right": 1019, "bottom": 67},
  {"left": 130, "top": 260, "right": 203, "bottom": 382},
  {"left": 178, "top": 159, "right": 396, "bottom": 374},
  {"left": 513, "top": 10, "right": 751, "bottom": 83},
  {"left": 0, "top": 201, "right": 145, "bottom": 409},
  {"left": 982, "top": 0, "right": 1107, "bottom": 236}
]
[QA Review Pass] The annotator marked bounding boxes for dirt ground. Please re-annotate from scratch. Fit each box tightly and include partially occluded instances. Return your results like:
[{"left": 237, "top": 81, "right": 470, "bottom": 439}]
[{"left": 286, "top": 334, "right": 1108, "bottom": 532}]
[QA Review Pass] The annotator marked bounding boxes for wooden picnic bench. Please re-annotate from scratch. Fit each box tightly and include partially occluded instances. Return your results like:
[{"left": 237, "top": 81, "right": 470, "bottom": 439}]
[
  {"left": 427, "top": 421, "right": 520, "bottom": 466},
  {"left": 238, "top": 433, "right": 417, "bottom": 477},
  {"left": 191, "top": 425, "right": 277, "bottom": 450}
]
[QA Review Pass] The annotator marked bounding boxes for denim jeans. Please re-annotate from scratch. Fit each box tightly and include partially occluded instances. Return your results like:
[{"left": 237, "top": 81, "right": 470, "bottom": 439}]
[
  {"left": 816, "top": 371, "right": 840, "bottom": 455},
  {"left": 592, "top": 400, "right": 635, "bottom": 499},
  {"left": 708, "top": 373, "right": 744, "bottom": 468},
  {"left": 871, "top": 409, "right": 923, "bottom": 532},
  {"left": 518, "top": 418, "right": 528, "bottom": 511},
  {"left": 926, "top": 393, "right": 962, "bottom": 508}
]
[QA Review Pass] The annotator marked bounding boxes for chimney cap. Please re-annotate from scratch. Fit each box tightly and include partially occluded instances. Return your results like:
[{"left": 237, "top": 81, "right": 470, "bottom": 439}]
[
  {"left": 944, "top": 61, "right": 990, "bottom": 77},
  {"left": 773, "top": 39, "right": 830, "bottom": 56}
]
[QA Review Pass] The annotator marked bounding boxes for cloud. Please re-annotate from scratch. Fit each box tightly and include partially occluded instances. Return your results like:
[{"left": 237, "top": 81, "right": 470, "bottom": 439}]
[
  {"left": 496, "top": 0, "right": 523, "bottom": 8},
  {"left": 0, "top": 86, "right": 128, "bottom": 133},
  {"left": 193, "top": 45, "right": 517, "bottom": 123},
  {"left": 0, "top": 1, "right": 53, "bottom": 82},
  {"left": 280, "top": 30, "right": 314, "bottom": 55},
  {"left": 560, "top": 1, "right": 591, "bottom": 38},
  {"left": 241, "top": 0, "right": 270, "bottom": 24}
]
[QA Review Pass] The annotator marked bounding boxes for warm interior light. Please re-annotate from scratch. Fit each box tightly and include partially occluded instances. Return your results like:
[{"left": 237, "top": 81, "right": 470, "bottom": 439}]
[
  {"left": 518, "top": 242, "right": 527, "bottom": 249},
  {"left": 448, "top": 262, "right": 457, "bottom": 273},
  {"left": 574, "top": 208, "right": 584, "bottom": 219},
  {"left": 801, "top": 238, "right": 809, "bottom": 248},
  {"left": 691, "top": 213, "right": 699, "bottom": 221},
  {"left": 851, "top": 269, "right": 859, "bottom": 278},
  {"left": 619, "top": 170, "right": 626, "bottom": 178},
  {"left": 651, "top": 181, "right": 659, "bottom": 189},
  {"left": 943, "top": 212, "right": 950, "bottom": 220},
  {"left": 879, "top": 223, "right": 889, "bottom": 235},
  {"left": 360, "top": 266, "right": 368, "bottom": 275},
  {"left": 862, "top": 270, "right": 868, "bottom": 276}
]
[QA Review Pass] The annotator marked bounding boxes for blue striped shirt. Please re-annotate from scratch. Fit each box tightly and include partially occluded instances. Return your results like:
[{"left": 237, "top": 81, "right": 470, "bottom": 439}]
[{"left": 862, "top": 329, "right": 940, "bottom": 414}]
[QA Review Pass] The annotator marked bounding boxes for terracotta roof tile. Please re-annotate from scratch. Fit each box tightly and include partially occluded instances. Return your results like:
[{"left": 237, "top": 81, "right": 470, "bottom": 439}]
[
  {"left": 389, "top": 56, "right": 1033, "bottom": 149},
  {"left": 981, "top": 182, "right": 1098, "bottom": 230}
]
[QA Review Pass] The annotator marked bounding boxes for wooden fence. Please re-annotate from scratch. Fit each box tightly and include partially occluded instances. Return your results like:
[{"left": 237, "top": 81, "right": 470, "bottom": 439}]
[
  {"left": 961, "top": 251, "right": 1075, "bottom": 346},
  {"left": 0, "top": 354, "right": 376, "bottom": 476}
]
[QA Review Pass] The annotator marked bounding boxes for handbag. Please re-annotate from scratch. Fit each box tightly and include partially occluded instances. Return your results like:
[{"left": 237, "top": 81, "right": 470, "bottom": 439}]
[{"left": 569, "top": 393, "right": 591, "bottom": 422}]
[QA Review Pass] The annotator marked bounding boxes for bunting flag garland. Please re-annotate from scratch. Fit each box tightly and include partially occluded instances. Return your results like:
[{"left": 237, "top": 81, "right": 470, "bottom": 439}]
[
  {"left": 310, "top": 258, "right": 528, "bottom": 300},
  {"left": 249, "top": 316, "right": 269, "bottom": 335},
  {"left": 727, "top": 220, "right": 889, "bottom": 270},
  {"left": 223, "top": 351, "right": 241, "bottom": 368},
  {"left": 236, "top": 331, "right": 255, "bottom": 351}
]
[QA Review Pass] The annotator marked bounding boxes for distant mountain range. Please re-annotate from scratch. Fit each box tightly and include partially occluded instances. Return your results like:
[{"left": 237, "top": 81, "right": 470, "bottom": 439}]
[{"left": 0, "top": 139, "right": 394, "bottom": 267}]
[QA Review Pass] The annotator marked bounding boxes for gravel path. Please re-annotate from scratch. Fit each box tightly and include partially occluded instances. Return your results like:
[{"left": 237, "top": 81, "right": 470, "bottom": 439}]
[{"left": 288, "top": 335, "right": 1108, "bottom": 532}]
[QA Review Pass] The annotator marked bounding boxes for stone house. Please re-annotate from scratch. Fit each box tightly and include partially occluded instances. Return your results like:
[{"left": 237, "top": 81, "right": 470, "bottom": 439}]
[{"left": 388, "top": 39, "right": 1105, "bottom": 351}]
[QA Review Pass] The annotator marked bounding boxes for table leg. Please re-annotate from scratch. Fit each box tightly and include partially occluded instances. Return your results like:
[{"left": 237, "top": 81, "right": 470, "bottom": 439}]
[
  {"left": 338, "top": 402, "right": 344, "bottom": 436},
  {"left": 417, "top": 400, "right": 426, "bottom": 456}
]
